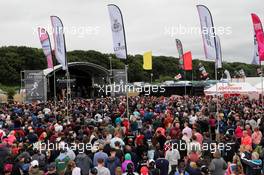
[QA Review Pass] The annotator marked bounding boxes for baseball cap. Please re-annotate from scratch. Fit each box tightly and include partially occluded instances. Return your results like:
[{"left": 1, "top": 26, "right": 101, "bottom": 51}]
[{"left": 30, "top": 160, "right": 39, "bottom": 167}]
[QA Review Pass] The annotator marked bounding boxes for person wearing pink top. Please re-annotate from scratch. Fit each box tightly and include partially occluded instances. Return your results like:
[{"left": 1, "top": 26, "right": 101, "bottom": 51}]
[
  {"left": 182, "top": 122, "right": 192, "bottom": 140},
  {"left": 2, "top": 131, "right": 16, "bottom": 145},
  {"left": 193, "top": 128, "right": 203, "bottom": 145},
  {"left": 252, "top": 127, "right": 262, "bottom": 146},
  {"left": 241, "top": 130, "right": 252, "bottom": 147}
]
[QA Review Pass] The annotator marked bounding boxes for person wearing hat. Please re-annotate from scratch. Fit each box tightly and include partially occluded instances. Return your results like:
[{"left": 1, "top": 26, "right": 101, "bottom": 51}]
[
  {"left": 29, "top": 160, "right": 44, "bottom": 175},
  {"left": 121, "top": 153, "right": 134, "bottom": 173}
]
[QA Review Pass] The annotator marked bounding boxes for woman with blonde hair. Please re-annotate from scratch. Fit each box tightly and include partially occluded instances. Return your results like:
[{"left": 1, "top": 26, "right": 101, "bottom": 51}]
[
  {"left": 115, "top": 167, "right": 122, "bottom": 175},
  {"left": 225, "top": 154, "right": 244, "bottom": 175}
]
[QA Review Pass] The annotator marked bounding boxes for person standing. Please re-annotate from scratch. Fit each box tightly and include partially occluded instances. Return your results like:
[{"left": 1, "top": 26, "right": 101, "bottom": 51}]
[
  {"left": 93, "top": 144, "right": 108, "bottom": 167},
  {"left": 96, "top": 159, "right": 111, "bottom": 175},
  {"left": 209, "top": 151, "right": 227, "bottom": 175},
  {"left": 165, "top": 145, "right": 181, "bottom": 172},
  {"left": 105, "top": 149, "right": 121, "bottom": 175},
  {"left": 155, "top": 151, "right": 169, "bottom": 175}
]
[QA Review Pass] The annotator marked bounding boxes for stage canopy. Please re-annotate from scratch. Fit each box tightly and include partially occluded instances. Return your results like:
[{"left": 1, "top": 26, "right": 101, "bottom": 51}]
[{"left": 204, "top": 82, "right": 258, "bottom": 95}]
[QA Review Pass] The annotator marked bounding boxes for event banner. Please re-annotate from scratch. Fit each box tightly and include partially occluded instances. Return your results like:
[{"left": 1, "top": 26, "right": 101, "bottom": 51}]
[
  {"left": 108, "top": 4, "right": 127, "bottom": 59},
  {"left": 183, "top": 51, "right": 192, "bottom": 71},
  {"left": 197, "top": 5, "right": 217, "bottom": 60},
  {"left": 215, "top": 35, "right": 222, "bottom": 68},
  {"left": 112, "top": 69, "right": 126, "bottom": 96},
  {"left": 251, "top": 13, "right": 264, "bottom": 61},
  {"left": 252, "top": 34, "right": 260, "bottom": 65},
  {"left": 38, "top": 28, "right": 53, "bottom": 69},
  {"left": 25, "top": 70, "right": 46, "bottom": 103},
  {"left": 143, "top": 51, "right": 152, "bottom": 70},
  {"left": 175, "top": 39, "right": 184, "bottom": 69},
  {"left": 50, "top": 16, "right": 67, "bottom": 70}
]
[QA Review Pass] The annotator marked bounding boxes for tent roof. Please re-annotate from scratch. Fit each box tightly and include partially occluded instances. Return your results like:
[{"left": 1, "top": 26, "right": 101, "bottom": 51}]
[{"left": 43, "top": 62, "right": 109, "bottom": 77}]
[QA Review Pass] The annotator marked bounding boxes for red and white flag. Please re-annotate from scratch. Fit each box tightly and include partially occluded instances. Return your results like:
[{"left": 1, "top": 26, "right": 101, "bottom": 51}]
[
  {"left": 38, "top": 28, "right": 53, "bottom": 68},
  {"left": 174, "top": 74, "right": 182, "bottom": 80}
]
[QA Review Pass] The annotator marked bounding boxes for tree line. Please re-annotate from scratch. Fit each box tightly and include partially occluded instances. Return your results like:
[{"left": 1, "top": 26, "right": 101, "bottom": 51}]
[{"left": 0, "top": 46, "right": 260, "bottom": 86}]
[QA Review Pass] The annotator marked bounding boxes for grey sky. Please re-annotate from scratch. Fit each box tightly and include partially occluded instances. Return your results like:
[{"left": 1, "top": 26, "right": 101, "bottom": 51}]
[{"left": 0, "top": 0, "right": 263, "bottom": 63}]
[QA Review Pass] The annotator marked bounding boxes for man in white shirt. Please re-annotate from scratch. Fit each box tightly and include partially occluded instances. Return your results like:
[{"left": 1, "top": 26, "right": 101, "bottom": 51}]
[
  {"left": 189, "top": 111, "right": 197, "bottom": 125},
  {"left": 165, "top": 145, "right": 181, "bottom": 172}
]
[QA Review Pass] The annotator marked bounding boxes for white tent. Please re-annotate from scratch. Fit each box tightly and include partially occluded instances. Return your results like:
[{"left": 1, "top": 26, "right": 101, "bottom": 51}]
[
  {"left": 204, "top": 82, "right": 259, "bottom": 95},
  {"left": 255, "top": 81, "right": 264, "bottom": 93}
]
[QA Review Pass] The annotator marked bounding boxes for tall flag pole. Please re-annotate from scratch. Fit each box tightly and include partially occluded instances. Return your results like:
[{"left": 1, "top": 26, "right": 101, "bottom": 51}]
[
  {"left": 108, "top": 4, "right": 129, "bottom": 119},
  {"left": 50, "top": 16, "right": 70, "bottom": 116},
  {"left": 197, "top": 5, "right": 219, "bottom": 138},
  {"left": 38, "top": 27, "right": 56, "bottom": 104},
  {"left": 251, "top": 13, "right": 264, "bottom": 98}
]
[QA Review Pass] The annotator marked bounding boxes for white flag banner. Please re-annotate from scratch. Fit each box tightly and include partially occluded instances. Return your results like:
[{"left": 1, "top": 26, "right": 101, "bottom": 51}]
[
  {"left": 197, "top": 5, "right": 217, "bottom": 60},
  {"left": 215, "top": 35, "right": 222, "bottom": 68},
  {"left": 224, "top": 70, "right": 231, "bottom": 82},
  {"left": 50, "top": 16, "right": 67, "bottom": 70},
  {"left": 108, "top": 4, "right": 127, "bottom": 59},
  {"left": 252, "top": 34, "right": 260, "bottom": 65}
]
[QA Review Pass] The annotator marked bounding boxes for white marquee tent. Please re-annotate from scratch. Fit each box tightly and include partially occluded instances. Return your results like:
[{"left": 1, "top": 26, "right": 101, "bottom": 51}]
[{"left": 255, "top": 81, "right": 264, "bottom": 93}]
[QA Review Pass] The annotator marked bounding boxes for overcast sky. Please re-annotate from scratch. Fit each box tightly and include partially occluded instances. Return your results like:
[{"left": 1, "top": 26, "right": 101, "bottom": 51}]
[{"left": 0, "top": 0, "right": 263, "bottom": 63}]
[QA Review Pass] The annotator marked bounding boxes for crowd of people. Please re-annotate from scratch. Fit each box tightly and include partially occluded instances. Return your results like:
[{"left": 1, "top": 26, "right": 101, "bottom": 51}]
[{"left": 0, "top": 95, "right": 264, "bottom": 175}]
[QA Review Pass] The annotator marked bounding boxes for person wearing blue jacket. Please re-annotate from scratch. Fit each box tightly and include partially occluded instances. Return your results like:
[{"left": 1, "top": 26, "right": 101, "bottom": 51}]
[{"left": 241, "top": 151, "right": 262, "bottom": 175}]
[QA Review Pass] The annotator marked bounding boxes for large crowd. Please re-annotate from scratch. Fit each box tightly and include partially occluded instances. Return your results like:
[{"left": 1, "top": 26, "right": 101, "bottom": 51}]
[{"left": 0, "top": 95, "right": 264, "bottom": 175}]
